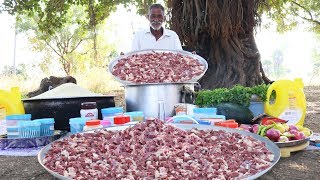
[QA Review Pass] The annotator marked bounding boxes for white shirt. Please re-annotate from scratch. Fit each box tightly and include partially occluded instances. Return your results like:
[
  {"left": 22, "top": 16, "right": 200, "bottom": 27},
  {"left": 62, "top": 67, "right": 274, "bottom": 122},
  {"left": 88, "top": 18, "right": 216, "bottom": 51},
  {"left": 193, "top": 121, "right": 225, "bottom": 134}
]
[{"left": 131, "top": 27, "right": 183, "bottom": 51}]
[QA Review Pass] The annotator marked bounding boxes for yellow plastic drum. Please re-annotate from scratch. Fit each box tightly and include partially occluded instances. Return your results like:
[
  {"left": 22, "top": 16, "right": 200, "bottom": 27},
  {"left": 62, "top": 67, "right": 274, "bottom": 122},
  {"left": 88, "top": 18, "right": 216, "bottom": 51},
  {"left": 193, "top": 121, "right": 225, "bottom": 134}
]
[
  {"left": 0, "top": 87, "right": 25, "bottom": 116},
  {"left": 265, "top": 78, "right": 306, "bottom": 126}
]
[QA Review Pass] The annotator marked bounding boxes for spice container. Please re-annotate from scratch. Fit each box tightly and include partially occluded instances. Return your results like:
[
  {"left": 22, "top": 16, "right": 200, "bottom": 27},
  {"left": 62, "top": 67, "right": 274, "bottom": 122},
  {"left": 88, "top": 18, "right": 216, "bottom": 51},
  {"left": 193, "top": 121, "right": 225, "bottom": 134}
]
[
  {"left": 18, "top": 121, "right": 41, "bottom": 138},
  {"left": 100, "top": 120, "right": 112, "bottom": 128},
  {"left": 124, "top": 111, "right": 144, "bottom": 122},
  {"left": 80, "top": 102, "right": 98, "bottom": 120},
  {"left": 101, "top": 107, "right": 123, "bottom": 124},
  {"left": 33, "top": 118, "right": 55, "bottom": 136},
  {"left": 69, "top": 117, "right": 87, "bottom": 134},
  {"left": 83, "top": 120, "right": 103, "bottom": 131},
  {"left": 6, "top": 114, "right": 31, "bottom": 139},
  {"left": 114, "top": 115, "right": 130, "bottom": 125}
]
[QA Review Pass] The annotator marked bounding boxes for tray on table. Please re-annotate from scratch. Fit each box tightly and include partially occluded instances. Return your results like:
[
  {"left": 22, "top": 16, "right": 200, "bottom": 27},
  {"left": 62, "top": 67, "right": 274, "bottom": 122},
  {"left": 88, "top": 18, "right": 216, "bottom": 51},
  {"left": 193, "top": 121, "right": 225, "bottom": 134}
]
[{"left": 38, "top": 124, "right": 280, "bottom": 180}]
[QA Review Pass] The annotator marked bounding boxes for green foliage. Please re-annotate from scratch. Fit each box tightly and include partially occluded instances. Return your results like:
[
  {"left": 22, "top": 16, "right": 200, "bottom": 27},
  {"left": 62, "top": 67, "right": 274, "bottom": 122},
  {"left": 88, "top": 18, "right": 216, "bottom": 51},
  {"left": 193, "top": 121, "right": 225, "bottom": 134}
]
[
  {"left": 14, "top": 5, "right": 117, "bottom": 75},
  {"left": 261, "top": 1, "right": 320, "bottom": 34},
  {"left": 1, "top": 64, "right": 29, "bottom": 79},
  {"left": 195, "top": 84, "right": 270, "bottom": 107},
  {"left": 1, "top": 0, "right": 131, "bottom": 35}
]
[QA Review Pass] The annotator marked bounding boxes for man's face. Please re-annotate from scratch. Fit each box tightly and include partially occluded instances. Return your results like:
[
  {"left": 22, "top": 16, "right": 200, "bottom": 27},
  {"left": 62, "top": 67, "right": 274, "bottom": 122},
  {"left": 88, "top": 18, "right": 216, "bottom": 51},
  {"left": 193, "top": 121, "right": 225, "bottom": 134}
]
[{"left": 148, "top": 7, "right": 165, "bottom": 30}]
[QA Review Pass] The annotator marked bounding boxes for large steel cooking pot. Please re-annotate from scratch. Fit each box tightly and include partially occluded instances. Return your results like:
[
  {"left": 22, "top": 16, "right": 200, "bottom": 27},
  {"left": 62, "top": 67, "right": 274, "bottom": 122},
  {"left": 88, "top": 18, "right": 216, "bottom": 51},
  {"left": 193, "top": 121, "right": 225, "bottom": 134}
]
[
  {"left": 23, "top": 96, "right": 115, "bottom": 131},
  {"left": 125, "top": 83, "right": 195, "bottom": 118}
]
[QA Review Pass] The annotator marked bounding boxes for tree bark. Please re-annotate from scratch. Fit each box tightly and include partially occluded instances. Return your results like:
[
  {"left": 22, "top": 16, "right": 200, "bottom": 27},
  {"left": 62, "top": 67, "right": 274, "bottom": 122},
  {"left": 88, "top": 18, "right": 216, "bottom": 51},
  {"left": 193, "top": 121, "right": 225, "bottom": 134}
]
[{"left": 168, "top": 0, "right": 271, "bottom": 89}]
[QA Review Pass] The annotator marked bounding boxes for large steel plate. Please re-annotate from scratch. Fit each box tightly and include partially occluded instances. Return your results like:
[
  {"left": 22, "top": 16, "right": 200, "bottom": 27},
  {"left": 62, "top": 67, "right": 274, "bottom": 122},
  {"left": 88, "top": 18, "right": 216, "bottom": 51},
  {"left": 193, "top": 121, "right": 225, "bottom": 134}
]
[
  {"left": 108, "top": 49, "right": 208, "bottom": 85},
  {"left": 38, "top": 124, "right": 280, "bottom": 180},
  {"left": 275, "top": 131, "right": 313, "bottom": 148}
]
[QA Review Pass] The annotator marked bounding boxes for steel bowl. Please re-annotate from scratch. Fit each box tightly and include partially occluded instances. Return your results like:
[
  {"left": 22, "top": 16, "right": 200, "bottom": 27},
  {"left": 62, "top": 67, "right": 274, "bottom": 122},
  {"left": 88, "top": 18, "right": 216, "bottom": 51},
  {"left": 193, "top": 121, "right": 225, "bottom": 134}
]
[
  {"left": 275, "top": 131, "right": 313, "bottom": 148},
  {"left": 38, "top": 124, "right": 280, "bottom": 180},
  {"left": 108, "top": 49, "right": 208, "bottom": 85}
]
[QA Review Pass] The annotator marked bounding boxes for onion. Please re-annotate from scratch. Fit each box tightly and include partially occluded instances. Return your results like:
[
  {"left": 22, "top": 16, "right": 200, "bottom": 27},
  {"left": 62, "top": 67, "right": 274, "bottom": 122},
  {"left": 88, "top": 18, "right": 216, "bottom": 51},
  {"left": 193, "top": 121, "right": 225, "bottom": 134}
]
[
  {"left": 252, "top": 124, "right": 259, "bottom": 134},
  {"left": 278, "top": 136, "right": 289, "bottom": 142},
  {"left": 293, "top": 131, "right": 306, "bottom": 140},
  {"left": 239, "top": 124, "right": 252, "bottom": 132},
  {"left": 265, "top": 128, "right": 281, "bottom": 141},
  {"left": 289, "top": 125, "right": 299, "bottom": 131}
]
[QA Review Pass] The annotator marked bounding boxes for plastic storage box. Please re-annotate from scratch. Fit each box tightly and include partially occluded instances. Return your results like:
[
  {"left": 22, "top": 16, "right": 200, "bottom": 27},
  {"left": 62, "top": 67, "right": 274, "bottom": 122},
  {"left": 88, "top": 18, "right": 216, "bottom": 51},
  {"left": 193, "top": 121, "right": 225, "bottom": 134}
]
[
  {"left": 101, "top": 107, "right": 123, "bottom": 124},
  {"left": 18, "top": 121, "right": 41, "bottom": 138},
  {"left": 124, "top": 111, "right": 144, "bottom": 122},
  {"left": 69, "top": 117, "right": 87, "bottom": 134},
  {"left": 6, "top": 114, "right": 31, "bottom": 139},
  {"left": 193, "top": 108, "right": 225, "bottom": 125},
  {"left": 33, "top": 118, "right": 55, "bottom": 136}
]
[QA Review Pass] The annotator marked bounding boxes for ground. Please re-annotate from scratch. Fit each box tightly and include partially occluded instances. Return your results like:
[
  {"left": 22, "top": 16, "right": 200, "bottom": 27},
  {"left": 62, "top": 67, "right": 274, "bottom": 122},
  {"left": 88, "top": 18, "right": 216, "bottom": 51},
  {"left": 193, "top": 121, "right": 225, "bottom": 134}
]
[{"left": 0, "top": 86, "right": 319, "bottom": 180}]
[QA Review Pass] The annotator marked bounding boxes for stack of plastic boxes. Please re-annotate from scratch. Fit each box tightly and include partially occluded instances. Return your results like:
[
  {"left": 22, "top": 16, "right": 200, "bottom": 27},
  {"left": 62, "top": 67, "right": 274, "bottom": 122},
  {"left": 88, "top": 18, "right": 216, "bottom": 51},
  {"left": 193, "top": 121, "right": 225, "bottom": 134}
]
[
  {"left": 193, "top": 108, "right": 226, "bottom": 125},
  {"left": 124, "top": 111, "right": 144, "bottom": 122},
  {"left": 69, "top": 117, "right": 88, "bottom": 134},
  {"left": 101, "top": 107, "right": 123, "bottom": 125},
  {"left": 33, "top": 118, "right": 55, "bottom": 136},
  {"left": 6, "top": 114, "right": 32, "bottom": 138},
  {"left": 18, "top": 121, "right": 41, "bottom": 138}
]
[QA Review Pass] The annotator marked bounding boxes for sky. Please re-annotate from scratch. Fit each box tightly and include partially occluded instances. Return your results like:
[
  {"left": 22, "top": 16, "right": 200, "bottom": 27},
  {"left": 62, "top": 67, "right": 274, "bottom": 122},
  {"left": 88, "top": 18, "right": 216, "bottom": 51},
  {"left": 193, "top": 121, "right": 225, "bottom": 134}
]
[{"left": 0, "top": 4, "right": 318, "bottom": 84}]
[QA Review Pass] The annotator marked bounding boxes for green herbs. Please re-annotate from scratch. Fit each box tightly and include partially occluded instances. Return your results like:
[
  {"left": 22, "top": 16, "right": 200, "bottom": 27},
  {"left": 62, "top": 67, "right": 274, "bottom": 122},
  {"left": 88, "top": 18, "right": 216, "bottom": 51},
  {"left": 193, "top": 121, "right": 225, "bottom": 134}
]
[{"left": 195, "top": 84, "right": 270, "bottom": 107}]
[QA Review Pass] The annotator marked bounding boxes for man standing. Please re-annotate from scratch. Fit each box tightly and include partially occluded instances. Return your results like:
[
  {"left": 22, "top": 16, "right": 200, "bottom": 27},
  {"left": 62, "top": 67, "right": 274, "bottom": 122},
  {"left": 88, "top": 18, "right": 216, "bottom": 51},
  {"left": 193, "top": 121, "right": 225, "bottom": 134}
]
[{"left": 131, "top": 4, "right": 183, "bottom": 51}]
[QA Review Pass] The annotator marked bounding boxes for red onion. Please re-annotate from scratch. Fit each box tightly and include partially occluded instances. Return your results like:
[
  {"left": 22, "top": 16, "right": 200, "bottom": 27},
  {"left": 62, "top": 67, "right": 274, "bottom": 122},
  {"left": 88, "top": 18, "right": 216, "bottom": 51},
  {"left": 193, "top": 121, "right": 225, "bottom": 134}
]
[{"left": 265, "top": 128, "right": 281, "bottom": 141}]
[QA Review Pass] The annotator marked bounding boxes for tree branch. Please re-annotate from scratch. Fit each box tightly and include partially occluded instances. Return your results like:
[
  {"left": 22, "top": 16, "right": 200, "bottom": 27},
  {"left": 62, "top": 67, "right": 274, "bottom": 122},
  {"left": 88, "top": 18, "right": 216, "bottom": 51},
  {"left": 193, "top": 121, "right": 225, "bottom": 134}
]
[
  {"left": 69, "top": 39, "right": 83, "bottom": 54},
  {"left": 44, "top": 40, "right": 63, "bottom": 58},
  {"left": 291, "top": 1, "right": 320, "bottom": 25}
]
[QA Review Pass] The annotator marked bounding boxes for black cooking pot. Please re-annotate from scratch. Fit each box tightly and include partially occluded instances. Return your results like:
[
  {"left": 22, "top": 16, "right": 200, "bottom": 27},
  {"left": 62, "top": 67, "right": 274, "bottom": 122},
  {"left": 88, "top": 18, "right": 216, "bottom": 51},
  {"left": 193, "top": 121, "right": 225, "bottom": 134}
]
[{"left": 23, "top": 96, "right": 115, "bottom": 131}]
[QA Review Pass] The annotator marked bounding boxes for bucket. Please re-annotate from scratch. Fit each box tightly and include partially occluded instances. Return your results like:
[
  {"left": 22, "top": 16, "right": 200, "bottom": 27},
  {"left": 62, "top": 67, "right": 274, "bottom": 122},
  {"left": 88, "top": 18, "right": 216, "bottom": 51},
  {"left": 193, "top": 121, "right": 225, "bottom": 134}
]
[
  {"left": 265, "top": 78, "right": 306, "bottom": 125},
  {"left": 125, "top": 83, "right": 195, "bottom": 118},
  {"left": 249, "top": 101, "right": 265, "bottom": 117}
]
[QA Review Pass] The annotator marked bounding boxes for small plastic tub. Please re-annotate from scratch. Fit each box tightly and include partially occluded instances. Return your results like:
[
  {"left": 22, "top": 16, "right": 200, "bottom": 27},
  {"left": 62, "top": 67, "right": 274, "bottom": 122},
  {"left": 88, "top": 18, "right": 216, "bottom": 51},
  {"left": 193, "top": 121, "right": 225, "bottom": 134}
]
[
  {"left": 69, "top": 117, "right": 87, "bottom": 134},
  {"left": 18, "top": 121, "right": 41, "bottom": 138},
  {"left": 6, "top": 114, "right": 32, "bottom": 139},
  {"left": 101, "top": 107, "right": 123, "bottom": 124},
  {"left": 33, "top": 118, "right": 55, "bottom": 136},
  {"left": 215, "top": 120, "right": 239, "bottom": 128},
  {"left": 124, "top": 111, "right": 144, "bottom": 122},
  {"left": 193, "top": 108, "right": 217, "bottom": 116},
  {"left": 100, "top": 120, "right": 112, "bottom": 128},
  {"left": 114, "top": 115, "right": 130, "bottom": 125}
]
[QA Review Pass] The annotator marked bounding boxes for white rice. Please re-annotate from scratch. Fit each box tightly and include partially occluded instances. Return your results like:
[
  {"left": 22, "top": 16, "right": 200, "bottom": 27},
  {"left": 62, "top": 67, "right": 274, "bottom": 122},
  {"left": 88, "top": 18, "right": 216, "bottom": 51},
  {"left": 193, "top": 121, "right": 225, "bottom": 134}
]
[{"left": 28, "top": 83, "right": 104, "bottom": 99}]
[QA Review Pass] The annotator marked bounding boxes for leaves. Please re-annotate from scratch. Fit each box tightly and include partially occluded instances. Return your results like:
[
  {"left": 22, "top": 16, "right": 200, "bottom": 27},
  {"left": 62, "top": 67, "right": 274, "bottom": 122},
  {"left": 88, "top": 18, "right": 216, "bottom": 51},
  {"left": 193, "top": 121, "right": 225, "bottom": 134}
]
[
  {"left": 195, "top": 84, "right": 270, "bottom": 107},
  {"left": 261, "top": 0, "right": 320, "bottom": 34}
]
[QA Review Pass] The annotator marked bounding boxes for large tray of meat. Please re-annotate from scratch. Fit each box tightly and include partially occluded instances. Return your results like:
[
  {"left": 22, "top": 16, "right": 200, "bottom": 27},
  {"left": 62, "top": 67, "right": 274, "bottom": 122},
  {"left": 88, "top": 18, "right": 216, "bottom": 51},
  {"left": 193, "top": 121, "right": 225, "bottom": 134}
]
[
  {"left": 108, "top": 49, "right": 208, "bottom": 85},
  {"left": 38, "top": 120, "right": 280, "bottom": 180}
]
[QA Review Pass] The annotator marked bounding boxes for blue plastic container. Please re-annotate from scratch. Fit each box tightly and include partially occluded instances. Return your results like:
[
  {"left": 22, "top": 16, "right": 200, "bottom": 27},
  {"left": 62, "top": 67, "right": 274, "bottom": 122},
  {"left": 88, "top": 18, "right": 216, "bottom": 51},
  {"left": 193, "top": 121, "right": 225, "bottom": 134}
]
[
  {"left": 18, "top": 121, "right": 41, "bottom": 138},
  {"left": 249, "top": 102, "right": 265, "bottom": 117},
  {"left": 101, "top": 107, "right": 123, "bottom": 124},
  {"left": 124, "top": 111, "right": 144, "bottom": 122},
  {"left": 33, "top": 118, "right": 55, "bottom": 136},
  {"left": 193, "top": 108, "right": 217, "bottom": 114},
  {"left": 69, "top": 117, "right": 87, "bottom": 134},
  {"left": 6, "top": 114, "right": 32, "bottom": 139}
]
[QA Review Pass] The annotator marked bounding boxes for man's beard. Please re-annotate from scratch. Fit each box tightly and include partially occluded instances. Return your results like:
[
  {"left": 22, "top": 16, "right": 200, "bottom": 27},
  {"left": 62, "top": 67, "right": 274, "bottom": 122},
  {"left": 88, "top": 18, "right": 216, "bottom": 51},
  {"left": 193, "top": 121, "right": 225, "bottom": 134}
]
[{"left": 150, "top": 21, "right": 162, "bottom": 30}]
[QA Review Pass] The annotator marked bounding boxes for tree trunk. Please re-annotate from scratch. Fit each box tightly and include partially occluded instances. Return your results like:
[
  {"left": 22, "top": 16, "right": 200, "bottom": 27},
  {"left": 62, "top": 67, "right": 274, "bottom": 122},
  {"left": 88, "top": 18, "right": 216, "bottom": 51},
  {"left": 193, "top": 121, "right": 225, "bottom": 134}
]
[
  {"left": 93, "top": 27, "right": 98, "bottom": 62},
  {"left": 168, "top": 0, "right": 271, "bottom": 89}
]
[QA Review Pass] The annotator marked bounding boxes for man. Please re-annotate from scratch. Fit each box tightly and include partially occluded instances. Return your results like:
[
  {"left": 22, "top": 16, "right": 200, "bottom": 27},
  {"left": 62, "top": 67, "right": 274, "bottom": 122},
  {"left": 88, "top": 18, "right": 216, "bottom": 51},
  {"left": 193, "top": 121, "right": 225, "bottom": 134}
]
[{"left": 131, "top": 3, "right": 183, "bottom": 51}]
